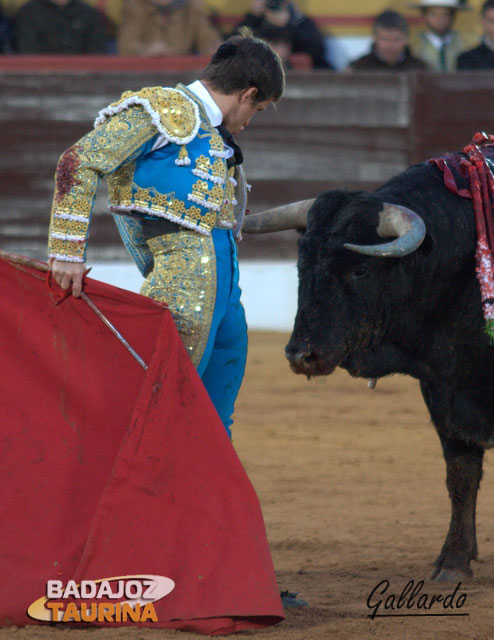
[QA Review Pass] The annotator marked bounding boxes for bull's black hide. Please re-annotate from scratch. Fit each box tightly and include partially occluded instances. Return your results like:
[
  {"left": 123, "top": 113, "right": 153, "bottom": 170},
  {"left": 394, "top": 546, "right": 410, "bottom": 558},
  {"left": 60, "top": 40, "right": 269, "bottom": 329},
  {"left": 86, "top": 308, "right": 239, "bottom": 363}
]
[{"left": 286, "top": 160, "right": 494, "bottom": 581}]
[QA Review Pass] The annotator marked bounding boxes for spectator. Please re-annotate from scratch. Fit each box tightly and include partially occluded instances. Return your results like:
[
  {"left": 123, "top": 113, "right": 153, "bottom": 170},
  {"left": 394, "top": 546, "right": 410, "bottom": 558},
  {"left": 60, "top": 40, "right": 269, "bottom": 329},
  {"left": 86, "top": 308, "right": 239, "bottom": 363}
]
[
  {"left": 410, "top": 0, "right": 471, "bottom": 71},
  {"left": 234, "top": 0, "right": 332, "bottom": 69},
  {"left": 349, "top": 10, "right": 427, "bottom": 71},
  {"left": 117, "top": 0, "right": 220, "bottom": 56},
  {"left": 14, "top": 0, "right": 107, "bottom": 53},
  {"left": 457, "top": 0, "right": 494, "bottom": 69}
]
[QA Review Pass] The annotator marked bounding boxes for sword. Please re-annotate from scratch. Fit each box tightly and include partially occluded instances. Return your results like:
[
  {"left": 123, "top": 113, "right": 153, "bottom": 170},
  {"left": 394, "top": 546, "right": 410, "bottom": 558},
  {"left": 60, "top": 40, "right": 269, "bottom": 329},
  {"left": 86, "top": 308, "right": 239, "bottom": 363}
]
[
  {"left": 0, "top": 250, "right": 148, "bottom": 370},
  {"left": 80, "top": 291, "right": 148, "bottom": 370}
]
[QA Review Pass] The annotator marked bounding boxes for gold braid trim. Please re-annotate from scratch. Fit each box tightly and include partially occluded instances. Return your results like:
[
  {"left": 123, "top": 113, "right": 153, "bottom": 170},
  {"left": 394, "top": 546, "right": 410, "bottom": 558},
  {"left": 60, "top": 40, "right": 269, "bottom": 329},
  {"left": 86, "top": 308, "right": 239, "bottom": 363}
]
[
  {"left": 94, "top": 87, "right": 200, "bottom": 146},
  {"left": 216, "top": 166, "right": 236, "bottom": 229}
]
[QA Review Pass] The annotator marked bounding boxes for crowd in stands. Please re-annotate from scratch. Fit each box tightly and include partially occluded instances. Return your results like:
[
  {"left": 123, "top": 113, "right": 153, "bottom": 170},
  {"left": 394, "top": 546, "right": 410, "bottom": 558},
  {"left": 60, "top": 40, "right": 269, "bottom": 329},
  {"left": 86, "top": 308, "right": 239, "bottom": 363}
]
[
  {"left": 351, "top": 0, "right": 494, "bottom": 71},
  {"left": 116, "top": 0, "right": 219, "bottom": 56},
  {"left": 234, "top": 0, "right": 331, "bottom": 68},
  {"left": 0, "top": 0, "right": 494, "bottom": 71}
]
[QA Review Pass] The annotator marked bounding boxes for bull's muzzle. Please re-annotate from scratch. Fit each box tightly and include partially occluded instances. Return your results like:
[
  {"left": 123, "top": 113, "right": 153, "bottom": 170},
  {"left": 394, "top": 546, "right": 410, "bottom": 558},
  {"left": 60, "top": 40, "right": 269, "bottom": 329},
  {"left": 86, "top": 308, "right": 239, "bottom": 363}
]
[{"left": 285, "top": 343, "right": 337, "bottom": 377}]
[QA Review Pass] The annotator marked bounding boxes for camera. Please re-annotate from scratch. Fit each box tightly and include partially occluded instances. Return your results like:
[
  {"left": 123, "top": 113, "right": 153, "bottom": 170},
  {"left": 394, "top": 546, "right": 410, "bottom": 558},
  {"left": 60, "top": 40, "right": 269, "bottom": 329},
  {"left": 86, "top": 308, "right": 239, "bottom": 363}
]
[{"left": 265, "top": 0, "right": 285, "bottom": 11}]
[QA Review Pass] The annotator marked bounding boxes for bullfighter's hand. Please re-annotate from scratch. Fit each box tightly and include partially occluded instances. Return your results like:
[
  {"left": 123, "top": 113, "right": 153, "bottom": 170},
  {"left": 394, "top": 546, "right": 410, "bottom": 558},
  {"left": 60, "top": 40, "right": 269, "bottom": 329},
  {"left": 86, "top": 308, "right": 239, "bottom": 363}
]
[{"left": 48, "top": 258, "right": 85, "bottom": 298}]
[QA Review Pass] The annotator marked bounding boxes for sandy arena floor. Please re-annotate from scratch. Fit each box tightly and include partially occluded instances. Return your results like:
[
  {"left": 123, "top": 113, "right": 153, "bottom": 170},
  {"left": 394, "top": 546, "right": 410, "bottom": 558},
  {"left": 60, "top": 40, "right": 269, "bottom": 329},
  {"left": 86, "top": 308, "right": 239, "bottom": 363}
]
[{"left": 4, "top": 331, "right": 494, "bottom": 640}]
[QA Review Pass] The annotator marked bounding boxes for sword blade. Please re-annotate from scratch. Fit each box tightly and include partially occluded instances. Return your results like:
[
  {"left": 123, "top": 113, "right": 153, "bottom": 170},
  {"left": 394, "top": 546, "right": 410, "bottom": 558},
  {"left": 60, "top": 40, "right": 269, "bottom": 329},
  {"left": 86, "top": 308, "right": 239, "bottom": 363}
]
[{"left": 80, "top": 292, "right": 148, "bottom": 370}]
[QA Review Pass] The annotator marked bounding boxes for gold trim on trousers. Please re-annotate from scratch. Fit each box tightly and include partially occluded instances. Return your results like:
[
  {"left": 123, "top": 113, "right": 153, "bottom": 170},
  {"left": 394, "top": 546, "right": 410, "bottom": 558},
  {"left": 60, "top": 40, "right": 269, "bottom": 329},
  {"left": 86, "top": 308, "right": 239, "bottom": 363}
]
[{"left": 141, "top": 230, "right": 216, "bottom": 367}]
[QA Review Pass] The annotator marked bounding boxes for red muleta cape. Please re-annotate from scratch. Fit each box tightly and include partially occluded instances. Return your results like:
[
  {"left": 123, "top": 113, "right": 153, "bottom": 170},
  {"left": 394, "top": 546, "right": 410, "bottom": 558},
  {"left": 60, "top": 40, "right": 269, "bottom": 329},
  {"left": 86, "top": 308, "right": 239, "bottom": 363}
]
[{"left": 0, "top": 252, "right": 284, "bottom": 635}]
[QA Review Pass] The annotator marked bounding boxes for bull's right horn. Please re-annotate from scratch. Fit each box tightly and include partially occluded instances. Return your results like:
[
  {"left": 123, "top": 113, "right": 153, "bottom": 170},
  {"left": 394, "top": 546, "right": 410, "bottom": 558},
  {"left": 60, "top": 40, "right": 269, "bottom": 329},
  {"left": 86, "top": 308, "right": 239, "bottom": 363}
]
[
  {"left": 241, "top": 199, "right": 314, "bottom": 234},
  {"left": 344, "top": 204, "right": 426, "bottom": 258}
]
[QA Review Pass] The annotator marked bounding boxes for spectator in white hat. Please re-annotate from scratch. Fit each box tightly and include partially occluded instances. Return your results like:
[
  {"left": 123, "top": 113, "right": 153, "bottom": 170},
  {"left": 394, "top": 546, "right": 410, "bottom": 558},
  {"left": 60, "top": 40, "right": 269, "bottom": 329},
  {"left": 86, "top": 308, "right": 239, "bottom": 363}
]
[{"left": 410, "top": 0, "right": 471, "bottom": 70}]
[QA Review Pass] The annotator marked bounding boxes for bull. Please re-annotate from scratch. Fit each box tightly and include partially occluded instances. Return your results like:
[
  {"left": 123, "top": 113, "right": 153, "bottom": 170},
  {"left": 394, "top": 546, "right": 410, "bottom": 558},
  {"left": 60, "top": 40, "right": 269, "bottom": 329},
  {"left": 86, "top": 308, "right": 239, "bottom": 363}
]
[{"left": 242, "top": 157, "right": 494, "bottom": 582}]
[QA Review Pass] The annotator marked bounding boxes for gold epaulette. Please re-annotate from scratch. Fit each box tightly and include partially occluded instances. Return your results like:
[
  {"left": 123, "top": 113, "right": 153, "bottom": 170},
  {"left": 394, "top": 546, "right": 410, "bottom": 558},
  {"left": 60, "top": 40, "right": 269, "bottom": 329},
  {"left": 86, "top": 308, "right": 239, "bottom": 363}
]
[{"left": 94, "top": 86, "right": 201, "bottom": 145}]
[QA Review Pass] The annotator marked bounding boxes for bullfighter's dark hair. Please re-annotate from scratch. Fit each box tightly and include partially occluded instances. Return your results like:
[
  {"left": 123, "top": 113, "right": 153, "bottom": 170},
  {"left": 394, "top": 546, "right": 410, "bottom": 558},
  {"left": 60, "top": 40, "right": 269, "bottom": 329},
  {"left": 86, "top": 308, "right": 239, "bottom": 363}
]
[
  {"left": 200, "top": 27, "right": 285, "bottom": 104},
  {"left": 373, "top": 10, "right": 410, "bottom": 35},
  {"left": 482, "top": 0, "right": 494, "bottom": 14}
]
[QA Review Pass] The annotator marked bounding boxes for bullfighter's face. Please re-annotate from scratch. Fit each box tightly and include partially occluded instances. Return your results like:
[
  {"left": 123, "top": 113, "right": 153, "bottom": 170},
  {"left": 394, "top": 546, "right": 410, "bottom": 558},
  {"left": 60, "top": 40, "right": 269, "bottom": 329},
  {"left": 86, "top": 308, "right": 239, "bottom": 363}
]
[{"left": 223, "top": 91, "right": 272, "bottom": 135}]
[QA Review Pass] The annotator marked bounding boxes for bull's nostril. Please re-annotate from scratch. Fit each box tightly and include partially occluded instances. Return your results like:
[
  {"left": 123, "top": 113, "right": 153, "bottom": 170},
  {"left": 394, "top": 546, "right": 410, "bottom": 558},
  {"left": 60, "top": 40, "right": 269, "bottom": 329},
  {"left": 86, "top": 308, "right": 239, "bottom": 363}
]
[
  {"left": 301, "top": 352, "right": 318, "bottom": 366},
  {"left": 294, "top": 351, "right": 309, "bottom": 364},
  {"left": 291, "top": 350, "right": 317, "bottom": 369},
  {"left": 285, "top": 343, "right": 319, "bottom": 371}
]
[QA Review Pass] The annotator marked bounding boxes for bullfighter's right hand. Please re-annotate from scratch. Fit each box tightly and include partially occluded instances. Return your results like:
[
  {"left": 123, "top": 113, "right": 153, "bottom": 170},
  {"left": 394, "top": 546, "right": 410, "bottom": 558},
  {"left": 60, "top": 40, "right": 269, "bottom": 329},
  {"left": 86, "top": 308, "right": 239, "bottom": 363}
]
[{"left": 48, "top": 258, "right": 85, "bottom": 298}]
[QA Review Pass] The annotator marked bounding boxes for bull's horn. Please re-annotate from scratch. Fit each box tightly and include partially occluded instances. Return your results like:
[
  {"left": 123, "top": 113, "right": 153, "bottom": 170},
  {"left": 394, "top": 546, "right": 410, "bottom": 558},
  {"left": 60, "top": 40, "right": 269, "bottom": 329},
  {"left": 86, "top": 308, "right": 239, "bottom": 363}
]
[
  {"left": 344, "top": 204, "right": 426, "bottom": 258},
  {"left": 241, "top": 199, "right": 314, "bottom": 234}
]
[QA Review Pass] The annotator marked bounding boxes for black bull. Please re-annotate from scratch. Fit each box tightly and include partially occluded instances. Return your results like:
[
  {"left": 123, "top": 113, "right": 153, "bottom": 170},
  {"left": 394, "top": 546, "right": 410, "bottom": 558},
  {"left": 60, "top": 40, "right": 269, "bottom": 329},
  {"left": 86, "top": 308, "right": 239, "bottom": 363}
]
[{"left": 246, "top": 158, "right": 494, "bottom": 582}]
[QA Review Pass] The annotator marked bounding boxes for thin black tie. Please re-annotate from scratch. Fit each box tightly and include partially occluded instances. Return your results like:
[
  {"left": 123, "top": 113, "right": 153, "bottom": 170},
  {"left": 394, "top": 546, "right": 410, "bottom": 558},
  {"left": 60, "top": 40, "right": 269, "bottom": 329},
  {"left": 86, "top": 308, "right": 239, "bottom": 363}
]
[{"left": 439, "top": 41, "right": 448, "bottom": 71}]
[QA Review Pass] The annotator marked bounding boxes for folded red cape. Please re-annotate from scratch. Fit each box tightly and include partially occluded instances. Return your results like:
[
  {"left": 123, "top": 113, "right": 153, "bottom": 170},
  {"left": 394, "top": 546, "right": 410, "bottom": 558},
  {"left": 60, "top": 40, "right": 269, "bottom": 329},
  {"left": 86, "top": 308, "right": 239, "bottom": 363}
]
[{"left": 0, "top": 253, "right": 283, "bottom": 635}]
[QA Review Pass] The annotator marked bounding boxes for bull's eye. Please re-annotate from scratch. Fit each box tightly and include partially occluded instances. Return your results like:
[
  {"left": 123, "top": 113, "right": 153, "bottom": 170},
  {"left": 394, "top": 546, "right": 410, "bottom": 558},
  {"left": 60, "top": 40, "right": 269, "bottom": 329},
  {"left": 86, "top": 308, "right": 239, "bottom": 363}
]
[{"left": 352, "top": 264, "right": 369, "bottom": 279}]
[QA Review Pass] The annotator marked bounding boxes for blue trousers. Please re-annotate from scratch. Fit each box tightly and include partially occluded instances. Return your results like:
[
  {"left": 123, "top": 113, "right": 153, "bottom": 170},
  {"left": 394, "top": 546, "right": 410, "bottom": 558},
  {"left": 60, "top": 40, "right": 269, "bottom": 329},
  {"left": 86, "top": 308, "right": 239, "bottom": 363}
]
[{"left": 141, "top": 228, "right": 247, "bottom": 438}]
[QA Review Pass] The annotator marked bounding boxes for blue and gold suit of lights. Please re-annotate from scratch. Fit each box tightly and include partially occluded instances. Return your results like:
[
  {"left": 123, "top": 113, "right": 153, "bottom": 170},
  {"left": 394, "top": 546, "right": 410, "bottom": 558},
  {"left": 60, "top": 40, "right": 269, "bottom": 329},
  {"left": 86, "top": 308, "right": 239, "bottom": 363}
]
[{"left": 48, "top": 84, "right": 247, "bottom": 437}]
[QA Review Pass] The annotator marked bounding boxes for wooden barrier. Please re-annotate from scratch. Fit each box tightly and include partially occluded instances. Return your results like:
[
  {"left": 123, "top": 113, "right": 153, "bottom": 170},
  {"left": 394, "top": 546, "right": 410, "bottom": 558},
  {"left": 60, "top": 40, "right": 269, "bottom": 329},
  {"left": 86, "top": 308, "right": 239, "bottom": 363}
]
[
  {"left": 0, "top": 53, "right": 312, "bottom": 72},
  {"left": 2, "top": 69, "right": 494, "bottom": 260}
]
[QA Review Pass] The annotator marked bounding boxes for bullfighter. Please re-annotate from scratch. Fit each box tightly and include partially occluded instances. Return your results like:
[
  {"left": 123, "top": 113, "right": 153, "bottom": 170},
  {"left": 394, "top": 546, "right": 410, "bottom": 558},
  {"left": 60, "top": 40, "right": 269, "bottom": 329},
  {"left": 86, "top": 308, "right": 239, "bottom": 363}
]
[{"left": 47, "top": 29, "right": 285, "bottom": 438}]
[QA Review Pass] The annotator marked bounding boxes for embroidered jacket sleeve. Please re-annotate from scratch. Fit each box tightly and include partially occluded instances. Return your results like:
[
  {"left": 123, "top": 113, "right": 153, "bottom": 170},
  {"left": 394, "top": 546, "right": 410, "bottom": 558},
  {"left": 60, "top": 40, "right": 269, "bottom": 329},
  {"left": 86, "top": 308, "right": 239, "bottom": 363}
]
[
  {"left": 48, "top": 86, "right": 201, "bottom": 263},
  {"left": 48, "top": 106, "right": 158, "bottom": 263}
]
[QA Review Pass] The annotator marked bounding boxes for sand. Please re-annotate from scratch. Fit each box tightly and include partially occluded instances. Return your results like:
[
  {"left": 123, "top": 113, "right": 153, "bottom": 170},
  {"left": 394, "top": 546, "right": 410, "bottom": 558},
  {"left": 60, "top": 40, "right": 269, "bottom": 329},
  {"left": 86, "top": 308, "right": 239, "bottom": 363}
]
[{"left": 4, "top": 331, "right": 494, "bottom": 640}]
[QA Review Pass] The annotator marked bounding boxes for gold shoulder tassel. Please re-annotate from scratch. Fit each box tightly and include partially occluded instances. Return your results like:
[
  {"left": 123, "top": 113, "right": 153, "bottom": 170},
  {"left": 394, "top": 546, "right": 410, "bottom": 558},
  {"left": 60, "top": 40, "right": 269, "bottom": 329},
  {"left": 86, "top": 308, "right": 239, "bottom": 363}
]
[{"left": 175, "top": 145, "right": 191, "bottom": 166}]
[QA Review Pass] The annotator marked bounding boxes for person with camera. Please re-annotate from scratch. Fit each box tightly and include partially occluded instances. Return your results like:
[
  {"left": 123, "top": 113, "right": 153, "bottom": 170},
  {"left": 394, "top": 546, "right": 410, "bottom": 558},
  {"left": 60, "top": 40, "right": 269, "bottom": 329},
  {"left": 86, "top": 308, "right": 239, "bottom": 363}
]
[{"left": 234, "top": 0, "right": 332, "bottom": 69}]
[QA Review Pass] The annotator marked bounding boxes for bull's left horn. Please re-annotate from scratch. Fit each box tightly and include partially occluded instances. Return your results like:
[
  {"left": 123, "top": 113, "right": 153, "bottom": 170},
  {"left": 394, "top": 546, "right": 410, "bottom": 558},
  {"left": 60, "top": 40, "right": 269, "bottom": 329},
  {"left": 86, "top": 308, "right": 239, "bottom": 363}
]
[
  {"left": 344, "top": 204, "right": 426, "bottom": 258},
  {"left": 241, "top": 199, "right": 314, "bottom": 234}
]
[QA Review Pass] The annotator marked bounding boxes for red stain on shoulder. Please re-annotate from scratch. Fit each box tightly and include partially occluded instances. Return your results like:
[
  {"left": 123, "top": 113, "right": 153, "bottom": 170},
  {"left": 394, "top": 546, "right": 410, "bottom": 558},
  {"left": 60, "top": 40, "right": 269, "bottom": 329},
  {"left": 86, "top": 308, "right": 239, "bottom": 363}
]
[{"left": 55, "top": 145, "right": 82, "bottom": 202}]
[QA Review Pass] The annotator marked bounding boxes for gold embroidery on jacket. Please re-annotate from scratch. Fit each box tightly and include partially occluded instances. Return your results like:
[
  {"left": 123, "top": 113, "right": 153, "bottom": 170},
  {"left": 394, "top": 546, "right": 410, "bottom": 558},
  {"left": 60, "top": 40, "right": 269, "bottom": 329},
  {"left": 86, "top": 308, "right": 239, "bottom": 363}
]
[
  {"left": 108, "top": 87, "right": 199, "bottom": 142},
  {"left": 108, "top": 162, "right": 134, "bottom": 204},
  {"left": 216, "top": 166, "right": 236, "bottom": 229},
  {"left": 48, "top": 106, "right": 157, "bottom": 261},
  {"left": 48, "top": 86, "right": 237, "bottom": 262},
  {"left": 209, "top": 133, "right": 225, "bottom": 155}
]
